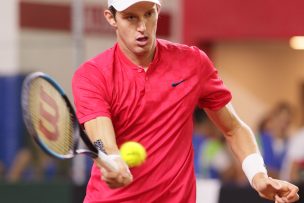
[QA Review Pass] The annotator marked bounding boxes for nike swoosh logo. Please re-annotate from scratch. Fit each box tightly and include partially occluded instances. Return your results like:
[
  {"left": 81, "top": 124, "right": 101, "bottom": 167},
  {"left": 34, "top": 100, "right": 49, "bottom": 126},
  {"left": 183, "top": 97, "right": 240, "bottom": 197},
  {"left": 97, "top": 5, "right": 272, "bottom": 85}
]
[{"left": 171, "top": 79, "right": 186, "bottom": 87}]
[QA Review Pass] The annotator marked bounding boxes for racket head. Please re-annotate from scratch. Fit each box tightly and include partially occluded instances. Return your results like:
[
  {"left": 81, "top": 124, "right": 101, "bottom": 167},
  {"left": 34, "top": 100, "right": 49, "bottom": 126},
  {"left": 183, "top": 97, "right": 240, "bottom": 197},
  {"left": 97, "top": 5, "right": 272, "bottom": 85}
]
[{"left": 21, "top": 72, "right": 97, "bottom": 159}]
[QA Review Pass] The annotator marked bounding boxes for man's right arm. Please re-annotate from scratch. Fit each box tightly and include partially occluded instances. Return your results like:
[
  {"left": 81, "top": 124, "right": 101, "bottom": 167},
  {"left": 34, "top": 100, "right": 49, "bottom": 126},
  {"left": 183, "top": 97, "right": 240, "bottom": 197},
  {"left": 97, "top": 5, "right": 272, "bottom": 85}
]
[
  {"left": 84, "top": 116, "right": 133, "bottom": 188},
  {"left": 85, "top": 117, "right": 119, "bottom": 154}
]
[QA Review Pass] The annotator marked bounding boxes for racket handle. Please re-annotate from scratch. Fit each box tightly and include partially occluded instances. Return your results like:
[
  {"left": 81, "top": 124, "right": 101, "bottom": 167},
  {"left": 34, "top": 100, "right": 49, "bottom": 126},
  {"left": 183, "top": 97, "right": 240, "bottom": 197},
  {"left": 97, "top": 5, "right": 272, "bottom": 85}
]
[{"left": 96, "top": 150, "right": 119, "bottom": 172}]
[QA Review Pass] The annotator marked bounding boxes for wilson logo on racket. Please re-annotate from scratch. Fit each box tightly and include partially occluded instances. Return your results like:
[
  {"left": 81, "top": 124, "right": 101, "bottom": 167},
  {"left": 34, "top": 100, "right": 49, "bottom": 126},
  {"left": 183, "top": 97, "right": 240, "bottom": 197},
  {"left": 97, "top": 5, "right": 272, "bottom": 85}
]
[{"left": 38, "top": 86, "right": 60, "bottom": 141}]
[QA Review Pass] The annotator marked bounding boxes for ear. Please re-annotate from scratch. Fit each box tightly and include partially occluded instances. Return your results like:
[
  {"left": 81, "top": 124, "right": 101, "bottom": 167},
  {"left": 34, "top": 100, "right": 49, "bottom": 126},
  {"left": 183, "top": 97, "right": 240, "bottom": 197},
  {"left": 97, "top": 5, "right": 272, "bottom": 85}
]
[
  {"left": 156, "top": 5, "right": 161, "bottom": 14},
  {"left": 104, "top": 10, "right": 117, "bottom": 28}
]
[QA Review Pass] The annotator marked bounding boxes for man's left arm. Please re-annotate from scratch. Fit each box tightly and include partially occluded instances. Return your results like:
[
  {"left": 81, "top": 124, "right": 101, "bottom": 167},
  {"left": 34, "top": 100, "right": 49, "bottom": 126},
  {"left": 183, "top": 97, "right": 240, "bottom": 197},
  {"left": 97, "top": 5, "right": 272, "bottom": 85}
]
[{"left": 204, "top": 103, "right": 299, "bottom": 203}]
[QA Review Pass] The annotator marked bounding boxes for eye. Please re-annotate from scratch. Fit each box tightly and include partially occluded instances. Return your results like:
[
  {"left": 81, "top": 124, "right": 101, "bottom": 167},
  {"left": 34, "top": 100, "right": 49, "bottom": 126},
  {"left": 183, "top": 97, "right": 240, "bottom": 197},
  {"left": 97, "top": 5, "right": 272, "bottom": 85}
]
[
  {"left": 127, "top": 15, "right": 136, "bottom": 21},
  {"left": 145, "top": 11, "right": 153, "bottom": 17}
]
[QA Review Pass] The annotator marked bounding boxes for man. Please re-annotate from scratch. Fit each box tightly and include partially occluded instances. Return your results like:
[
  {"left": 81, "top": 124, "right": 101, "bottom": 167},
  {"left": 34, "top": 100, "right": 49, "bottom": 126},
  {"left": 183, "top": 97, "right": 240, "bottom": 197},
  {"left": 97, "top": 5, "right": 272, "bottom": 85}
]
[{"left": 72, "top": 0, "right": 299, "bottom": 202}]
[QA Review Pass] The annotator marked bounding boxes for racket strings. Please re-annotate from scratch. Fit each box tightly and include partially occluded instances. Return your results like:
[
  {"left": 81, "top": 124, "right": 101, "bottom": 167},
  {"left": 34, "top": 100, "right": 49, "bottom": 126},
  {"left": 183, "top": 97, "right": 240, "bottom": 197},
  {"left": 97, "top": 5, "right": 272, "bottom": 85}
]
[{"left": 27, "top": 78, "right": 74, "bottom": 157}]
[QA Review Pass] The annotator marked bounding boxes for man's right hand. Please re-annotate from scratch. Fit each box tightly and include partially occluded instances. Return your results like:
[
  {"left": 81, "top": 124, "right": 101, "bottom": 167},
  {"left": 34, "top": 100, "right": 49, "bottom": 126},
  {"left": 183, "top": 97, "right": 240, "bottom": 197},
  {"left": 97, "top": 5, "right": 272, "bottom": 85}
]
[{"left": 98, "top": 155, "right": 133, "bottom": 189}]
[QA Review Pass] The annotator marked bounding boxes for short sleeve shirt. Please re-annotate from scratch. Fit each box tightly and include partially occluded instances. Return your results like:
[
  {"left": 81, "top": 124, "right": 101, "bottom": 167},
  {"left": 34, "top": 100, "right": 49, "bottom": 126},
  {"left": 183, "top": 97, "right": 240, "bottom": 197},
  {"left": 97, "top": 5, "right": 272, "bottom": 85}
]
[{"left": 72, "top": 39, "right": 232, "bottom": 203}]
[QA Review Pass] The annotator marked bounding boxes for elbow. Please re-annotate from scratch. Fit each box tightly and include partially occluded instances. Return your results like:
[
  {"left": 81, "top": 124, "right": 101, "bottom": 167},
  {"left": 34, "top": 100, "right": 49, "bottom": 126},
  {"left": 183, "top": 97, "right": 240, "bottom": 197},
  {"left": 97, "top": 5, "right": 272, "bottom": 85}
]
[{"left": 223, "top": 119, "right": 250, "bottom": 139}]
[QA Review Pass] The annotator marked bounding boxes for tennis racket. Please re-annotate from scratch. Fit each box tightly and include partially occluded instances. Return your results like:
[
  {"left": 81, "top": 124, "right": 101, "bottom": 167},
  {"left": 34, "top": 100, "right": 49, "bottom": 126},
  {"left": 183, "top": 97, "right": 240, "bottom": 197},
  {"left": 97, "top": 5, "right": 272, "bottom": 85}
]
[{"left": 21, "top": 72, "right": 118, "bottom": 172}]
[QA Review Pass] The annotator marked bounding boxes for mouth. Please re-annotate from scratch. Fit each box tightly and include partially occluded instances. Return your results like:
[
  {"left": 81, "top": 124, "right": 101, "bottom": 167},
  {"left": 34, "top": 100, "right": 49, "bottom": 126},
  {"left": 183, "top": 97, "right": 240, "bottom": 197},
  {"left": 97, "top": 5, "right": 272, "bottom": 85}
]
[{"left": 136, "top": 36, "right": 149, "bottom": 46}]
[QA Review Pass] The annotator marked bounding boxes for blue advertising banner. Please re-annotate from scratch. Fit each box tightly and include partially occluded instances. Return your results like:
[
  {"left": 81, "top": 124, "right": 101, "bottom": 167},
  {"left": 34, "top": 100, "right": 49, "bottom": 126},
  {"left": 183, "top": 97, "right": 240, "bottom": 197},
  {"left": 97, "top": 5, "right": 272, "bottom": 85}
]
[{"left": 0, "top": 74, "right": 25, "bottom": 170}]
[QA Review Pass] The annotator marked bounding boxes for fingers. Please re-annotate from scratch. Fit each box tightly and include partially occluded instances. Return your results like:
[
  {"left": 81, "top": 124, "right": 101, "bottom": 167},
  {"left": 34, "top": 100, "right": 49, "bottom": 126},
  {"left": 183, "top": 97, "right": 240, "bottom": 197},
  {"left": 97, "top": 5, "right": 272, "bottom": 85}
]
[
  {"left": 269, "top": 178, "right": 299, "bottom": 203},
  {"left": 275, "top": 194, "right": 300, "bottom": 203},
  {"left": 255, "top": 176, "right": 300, "bottom": 203},
  {"left": 287, "top": 193, "right": 300, "bottom": 202},
  {"left": 99, "top": 157, "right": 133, "bottom": 189},
  {"left": 101, "top": 168, "right": 133, "bottom": 188},
  {"left": 286, "top": 183, "right": 299, "bottom": 202},
  {"left": 275, "top": 194, "right": 288, "bottom": 203}
]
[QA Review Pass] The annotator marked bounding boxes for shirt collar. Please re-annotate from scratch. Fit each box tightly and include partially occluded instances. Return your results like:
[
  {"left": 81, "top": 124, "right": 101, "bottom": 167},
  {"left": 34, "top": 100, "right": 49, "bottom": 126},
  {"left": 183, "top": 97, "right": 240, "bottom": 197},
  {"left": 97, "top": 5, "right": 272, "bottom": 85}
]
[{"left": 115, "top": 40, "right": 160, "bottom": 71}]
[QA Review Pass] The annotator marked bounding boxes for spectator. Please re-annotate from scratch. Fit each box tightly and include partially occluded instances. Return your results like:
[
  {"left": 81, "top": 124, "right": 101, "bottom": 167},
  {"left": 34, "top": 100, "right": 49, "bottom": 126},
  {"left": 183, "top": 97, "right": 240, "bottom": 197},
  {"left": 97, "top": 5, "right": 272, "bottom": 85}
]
[
  {"left": 192, "top": 107, "right": 235, "bottom": 183},
  {"left": 6, "top": 132, "right": 71, "bottom": 182},
  {"left": 281, "top": 127, "right": 304, "bottom": 183},
  {"left": 257, "top": 102, "right": 293, "bottom": 178}
]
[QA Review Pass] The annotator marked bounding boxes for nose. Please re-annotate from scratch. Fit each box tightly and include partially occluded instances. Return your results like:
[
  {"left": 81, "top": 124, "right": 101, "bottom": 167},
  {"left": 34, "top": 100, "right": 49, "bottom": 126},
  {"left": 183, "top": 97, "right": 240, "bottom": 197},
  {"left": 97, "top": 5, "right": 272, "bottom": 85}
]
[{"left": 137, "top": 19, "right": 146, "bottom": 32}]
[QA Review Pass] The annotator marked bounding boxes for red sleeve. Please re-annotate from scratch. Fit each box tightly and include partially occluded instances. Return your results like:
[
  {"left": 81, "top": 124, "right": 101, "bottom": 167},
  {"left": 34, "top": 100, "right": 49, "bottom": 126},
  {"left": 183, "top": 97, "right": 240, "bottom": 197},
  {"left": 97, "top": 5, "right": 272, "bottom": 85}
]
[
  {"left": 196, "top": 49, "right": 232, "bottom": 110},
  {"left": 72, "top": 61, "right": 112, "bottom": 124}
]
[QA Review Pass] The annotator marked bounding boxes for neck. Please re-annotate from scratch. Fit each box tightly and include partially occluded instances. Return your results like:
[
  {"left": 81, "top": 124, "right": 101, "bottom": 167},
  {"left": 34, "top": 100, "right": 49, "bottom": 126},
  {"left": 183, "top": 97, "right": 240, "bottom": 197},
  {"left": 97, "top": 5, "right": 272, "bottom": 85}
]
[
  {"left": 134, "top": 51, "right": 155, "bottom": 69},
  {"left": 117, "top": 40, "right": 156, "bottom": 69}
]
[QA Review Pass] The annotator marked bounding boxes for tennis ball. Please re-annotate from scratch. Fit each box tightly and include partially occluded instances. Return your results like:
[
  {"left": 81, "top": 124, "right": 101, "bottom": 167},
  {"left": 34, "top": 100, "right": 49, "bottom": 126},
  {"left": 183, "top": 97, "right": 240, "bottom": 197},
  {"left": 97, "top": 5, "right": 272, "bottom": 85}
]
[{"left": 120, "top": 141, "right": 147, "bottom": 167}]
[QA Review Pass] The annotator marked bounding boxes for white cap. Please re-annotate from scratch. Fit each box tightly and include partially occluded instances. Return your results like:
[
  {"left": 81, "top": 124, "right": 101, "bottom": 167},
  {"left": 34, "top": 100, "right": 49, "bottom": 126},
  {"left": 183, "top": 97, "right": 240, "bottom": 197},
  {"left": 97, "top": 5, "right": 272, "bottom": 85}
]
[{"left": 108, "top": 0, "right": 161, "bottom": 12}]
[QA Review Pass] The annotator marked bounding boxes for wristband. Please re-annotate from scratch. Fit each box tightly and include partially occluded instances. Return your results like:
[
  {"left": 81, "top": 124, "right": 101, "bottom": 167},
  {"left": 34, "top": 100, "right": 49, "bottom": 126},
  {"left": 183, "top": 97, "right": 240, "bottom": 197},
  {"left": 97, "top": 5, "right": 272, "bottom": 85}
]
[
  {"left": 107, "top": 154, "right": 131, "bottom": 172},
  {"left": 242, "top": 153, "right": 267, "bottom": 187},
  {"left": 108, "top": 154, "right": 121, "bottom": 159}
]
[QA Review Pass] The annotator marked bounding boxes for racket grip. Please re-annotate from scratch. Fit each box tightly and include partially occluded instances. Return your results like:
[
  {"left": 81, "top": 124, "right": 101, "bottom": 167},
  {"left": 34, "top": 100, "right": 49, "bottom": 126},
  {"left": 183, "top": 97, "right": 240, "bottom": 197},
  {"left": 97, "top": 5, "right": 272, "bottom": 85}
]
[{"left": 96, "top": 150, "right": 119, "bottom": 172}]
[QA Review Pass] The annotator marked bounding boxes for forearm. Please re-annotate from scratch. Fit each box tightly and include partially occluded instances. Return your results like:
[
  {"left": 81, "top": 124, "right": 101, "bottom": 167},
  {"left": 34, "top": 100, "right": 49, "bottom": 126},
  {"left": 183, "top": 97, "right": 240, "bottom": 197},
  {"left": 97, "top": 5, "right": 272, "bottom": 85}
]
[
  {"left": 84, "top": 117, "right": 119, "bottom": 154},
  {"left": 205, "top": 104, "right": 260, "bottom": 162},
  {"left": 205, "top": 104, "right": 267, "bottom": 186},
  {"left": 224, "top": 121, "right": 260, "bottom": 163},
  {"left": 84, "top": 117, "right": 133, "bottom": 188}
]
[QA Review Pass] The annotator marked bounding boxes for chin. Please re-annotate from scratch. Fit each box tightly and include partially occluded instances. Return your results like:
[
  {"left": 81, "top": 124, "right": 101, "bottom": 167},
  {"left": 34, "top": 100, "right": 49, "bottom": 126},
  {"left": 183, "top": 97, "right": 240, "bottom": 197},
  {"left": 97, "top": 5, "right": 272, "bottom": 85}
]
[{"left": 133, "top": 46, "right": 151, "bottom": 55}]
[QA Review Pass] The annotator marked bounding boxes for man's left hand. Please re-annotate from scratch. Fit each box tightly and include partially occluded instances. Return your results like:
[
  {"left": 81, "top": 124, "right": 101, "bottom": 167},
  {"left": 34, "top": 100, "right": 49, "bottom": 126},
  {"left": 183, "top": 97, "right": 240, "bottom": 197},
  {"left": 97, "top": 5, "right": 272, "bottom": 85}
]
[{"left": 252, "top": 173, "right": 299, "bottom": 203}]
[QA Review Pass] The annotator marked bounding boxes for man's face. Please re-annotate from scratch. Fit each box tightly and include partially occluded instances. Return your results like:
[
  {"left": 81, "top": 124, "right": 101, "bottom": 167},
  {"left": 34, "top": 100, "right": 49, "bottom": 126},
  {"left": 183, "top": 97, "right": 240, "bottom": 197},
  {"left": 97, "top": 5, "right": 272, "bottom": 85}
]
[{"left": 108, "top": 2, "right": 159, "bottom": 57}]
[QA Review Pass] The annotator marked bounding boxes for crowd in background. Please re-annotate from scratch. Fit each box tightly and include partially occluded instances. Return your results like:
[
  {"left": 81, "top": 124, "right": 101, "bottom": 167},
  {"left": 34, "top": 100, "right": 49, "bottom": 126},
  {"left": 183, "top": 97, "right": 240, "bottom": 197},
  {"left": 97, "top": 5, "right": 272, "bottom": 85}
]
[
  {"left": 0, "top": 130, "right": 72, "bottom": 183},
  {"left": 193, "top": 102, "right": 304, "bottom": 186},
  {"left": 6, "top": 145, "right": 72, "bottom": 182},
  {"left": 192, "top": 107, "right": 245, "bottom": 185},
  {"left": 1, "top": 102, "right": 304, "bottom": 186}
]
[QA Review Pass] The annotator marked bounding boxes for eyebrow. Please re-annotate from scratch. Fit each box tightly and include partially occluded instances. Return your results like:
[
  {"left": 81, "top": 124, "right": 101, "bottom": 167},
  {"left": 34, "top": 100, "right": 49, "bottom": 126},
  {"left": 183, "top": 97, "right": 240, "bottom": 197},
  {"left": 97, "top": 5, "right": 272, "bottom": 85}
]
[
  {"left": 120, "top": 11, "right": 135, "bottom": 16},
  {"left": 145, "top": 8, "right": 156, "bottom": 14}
]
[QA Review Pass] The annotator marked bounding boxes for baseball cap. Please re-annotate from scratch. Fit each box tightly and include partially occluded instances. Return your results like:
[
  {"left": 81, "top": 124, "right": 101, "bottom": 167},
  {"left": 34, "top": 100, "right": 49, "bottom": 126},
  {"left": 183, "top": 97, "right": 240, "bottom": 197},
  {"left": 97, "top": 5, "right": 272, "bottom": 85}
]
[{"left": 108, "top": 0, "right": 161, "bottom": 12}]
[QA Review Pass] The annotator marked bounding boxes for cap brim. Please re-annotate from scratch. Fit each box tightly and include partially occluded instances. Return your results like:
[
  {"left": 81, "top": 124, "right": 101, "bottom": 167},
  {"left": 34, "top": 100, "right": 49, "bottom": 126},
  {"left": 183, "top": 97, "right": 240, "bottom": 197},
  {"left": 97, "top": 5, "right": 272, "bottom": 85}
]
[{"left": 112, "top": 0, "right": 161, "bottom": 12}]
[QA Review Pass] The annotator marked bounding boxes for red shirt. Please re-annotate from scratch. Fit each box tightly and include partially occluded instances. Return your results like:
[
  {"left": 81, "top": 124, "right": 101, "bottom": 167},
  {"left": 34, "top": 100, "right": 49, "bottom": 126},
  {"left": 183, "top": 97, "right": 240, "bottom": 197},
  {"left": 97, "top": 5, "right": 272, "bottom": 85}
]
[{"left": 72, "top": 39, "right": 232, "bottom": 203}]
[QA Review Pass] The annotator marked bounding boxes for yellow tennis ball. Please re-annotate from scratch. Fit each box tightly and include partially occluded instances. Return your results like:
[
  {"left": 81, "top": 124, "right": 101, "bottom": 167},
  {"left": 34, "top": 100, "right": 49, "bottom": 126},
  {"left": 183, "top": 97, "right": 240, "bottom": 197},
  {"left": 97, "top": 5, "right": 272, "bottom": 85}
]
[{"left": 120, "top": 141, "right": 147, "bottom": 167}]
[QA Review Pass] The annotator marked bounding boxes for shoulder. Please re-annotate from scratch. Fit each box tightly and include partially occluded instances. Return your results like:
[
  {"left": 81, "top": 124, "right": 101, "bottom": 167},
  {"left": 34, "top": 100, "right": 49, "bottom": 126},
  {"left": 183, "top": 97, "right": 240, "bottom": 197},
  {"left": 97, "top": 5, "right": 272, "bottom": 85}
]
[
  {"left": 73, "top": 45, "right": 116, "bottom": 80},
  {"left": 157, "top": 39, "right": 216, "bottom": 77},
  {"left": 157, "top": 39, "right": 207, "bottom": 59}
]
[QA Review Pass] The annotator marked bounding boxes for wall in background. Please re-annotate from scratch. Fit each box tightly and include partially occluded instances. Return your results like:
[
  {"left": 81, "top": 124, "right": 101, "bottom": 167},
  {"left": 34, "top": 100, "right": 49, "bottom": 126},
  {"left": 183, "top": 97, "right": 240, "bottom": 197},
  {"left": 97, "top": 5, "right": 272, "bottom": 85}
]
[
  {"left": 213, "top": 40, "right": 304, "bottom": 130},
  {"left": 0, "top": 0, "right": 19, "bottom": 73},
  {"left": 183, "top": 0, "right": 304, "bottom": 45}
]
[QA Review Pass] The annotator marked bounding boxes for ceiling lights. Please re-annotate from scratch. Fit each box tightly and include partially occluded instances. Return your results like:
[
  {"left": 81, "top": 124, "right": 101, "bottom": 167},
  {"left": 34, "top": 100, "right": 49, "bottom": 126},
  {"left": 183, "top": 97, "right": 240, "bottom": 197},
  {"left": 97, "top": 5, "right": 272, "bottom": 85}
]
[{"left": 289, "top": 36, "right": 304, "bottom": 50}]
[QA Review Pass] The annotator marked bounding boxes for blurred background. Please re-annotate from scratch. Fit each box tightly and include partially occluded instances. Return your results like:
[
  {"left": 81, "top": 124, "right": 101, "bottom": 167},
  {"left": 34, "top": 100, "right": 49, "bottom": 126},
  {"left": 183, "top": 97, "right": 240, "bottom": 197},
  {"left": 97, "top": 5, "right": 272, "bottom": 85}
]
[{"left": 1, "top": 0, "right": 304, "bottom": 202}]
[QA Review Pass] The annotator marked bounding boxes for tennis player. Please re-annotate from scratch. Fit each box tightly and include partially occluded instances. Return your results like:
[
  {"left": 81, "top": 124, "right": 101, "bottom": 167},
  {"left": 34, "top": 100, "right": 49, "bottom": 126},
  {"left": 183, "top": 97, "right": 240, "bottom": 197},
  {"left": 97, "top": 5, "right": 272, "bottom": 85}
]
[{"left": 72, "top": 0, "right": 299, "bottom": 202}]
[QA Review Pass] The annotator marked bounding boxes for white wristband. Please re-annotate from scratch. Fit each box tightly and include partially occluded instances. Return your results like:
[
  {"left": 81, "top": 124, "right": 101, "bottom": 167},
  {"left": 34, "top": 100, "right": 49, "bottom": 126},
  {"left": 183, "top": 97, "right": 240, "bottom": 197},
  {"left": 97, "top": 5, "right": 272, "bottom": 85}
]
[
  {"left": 108, "top": 154, "right": 121, "bottom": 160},
  {"left": 242, "top": 153, "right": 267, "bottom": 187}
]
